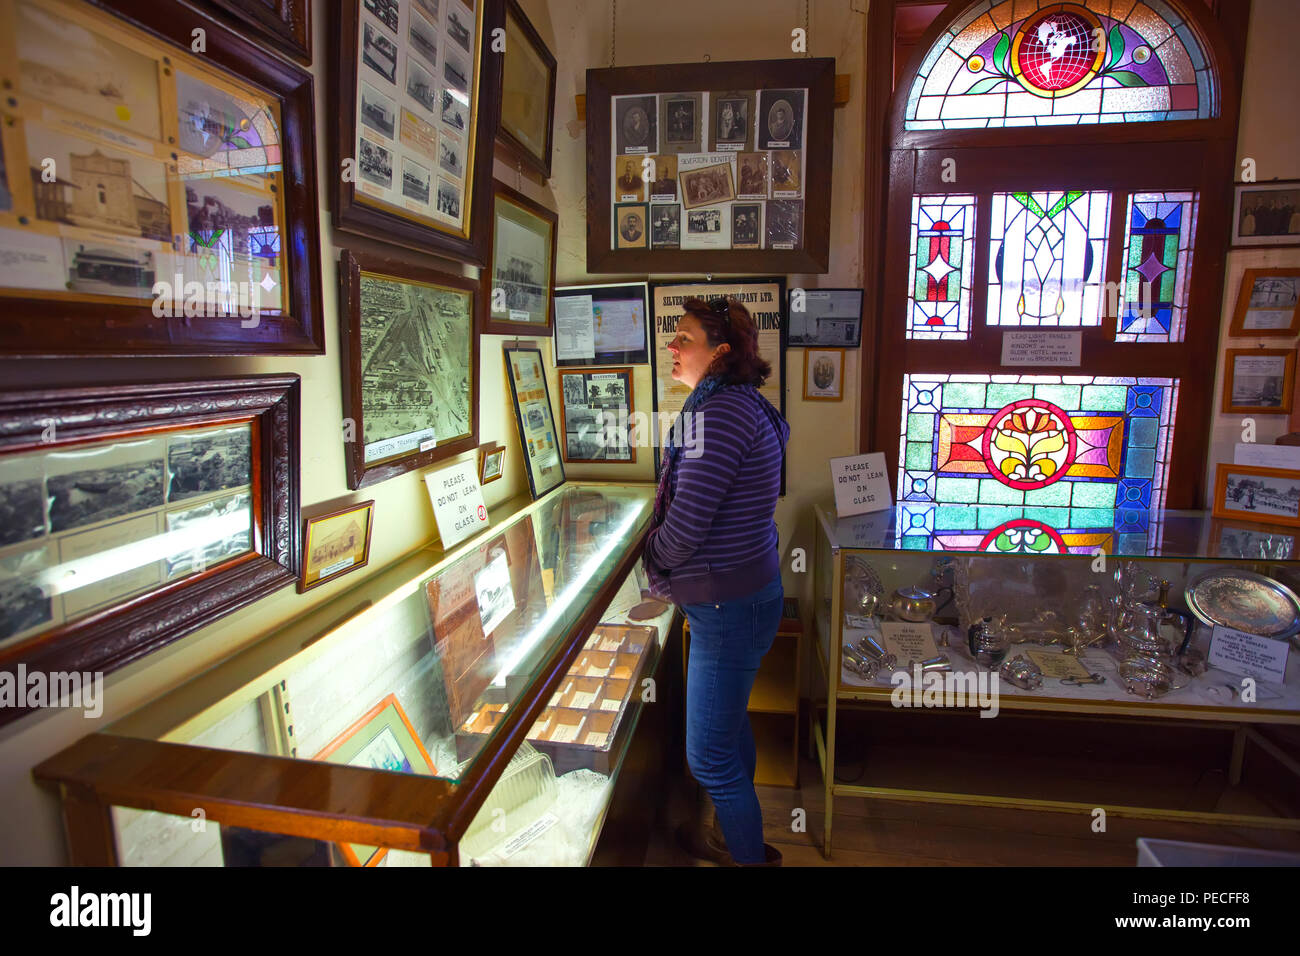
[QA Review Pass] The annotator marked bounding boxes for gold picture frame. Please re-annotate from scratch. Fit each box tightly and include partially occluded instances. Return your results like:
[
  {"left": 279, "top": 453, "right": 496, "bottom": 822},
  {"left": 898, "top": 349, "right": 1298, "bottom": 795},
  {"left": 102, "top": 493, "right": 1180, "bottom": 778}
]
[
  {"left": 1222, "top": 348, "right": 1296, "bottom": 415},
  {"left": 478, "top": 444, "right": 505, "bottom": 484},
  {"left": 1229, "top": 268, "right": 1300, "bottom": 336},
  {"left": 299, "top": 499, "right": 375, "bottom": 592},
  {"left": 804, "top": 348, "right": 845, "bottom": 401}
]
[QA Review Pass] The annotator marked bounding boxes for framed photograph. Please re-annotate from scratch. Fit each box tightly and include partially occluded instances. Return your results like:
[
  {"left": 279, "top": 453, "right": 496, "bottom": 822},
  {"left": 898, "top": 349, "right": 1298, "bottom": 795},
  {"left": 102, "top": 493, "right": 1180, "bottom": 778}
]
[
  {"left": 197, "top": 0, "right": 312, "bottom": 64},
  {"left": 552, "top": 282, "right": 650, "bottom": 367},
  {"left": 494, "top": 0, "right": 556, "bottom": 178},
  {"left": 1230, "top": 268, "right": 1300, "bottom": 336},
  {"left": 1222, "top": 348, "right": 1296, "bottom": 415},
  {"left": 1211, "top": 518, "right": 1296, "bottom": 561},
  {"left": 332, "top": 0, "right": 503, "bottom": 266},
  {"left": 299, "top": 500, "right": 375, "bottom": 592},
  {"left": 558, "top": 368, "right": 636, "bottom": 463},
  {"left": 0, "top": 0, "right": 324, "bottom": 356},
  {"left": 312, "top": 693, "right": 438, "bottom": 867},
  {"left": 0, "top": 375, "right": 301, "bottom": 726},
  {"left": 478, "top": 444, "right": 505, "bottom": 484},
  {"left": 503, "top": 346, "right": 565, "bottom": 500},
  {"left": 339, "top": 249, "right": 478, "bottom": 490},
  {"left": 804, "top": 348, "right": 845, "bottom": 401},
  {"left": 1231, "top": 181, "right": 1300, "bottom": 247},
  {"left": 1213, "top": 463, "right": 1300, "bottom": 529},
  {"left": 786, "top": 288, "right": 864, "bottom": 347},
  {"left": 479, "top": 180, "right": 558, "bottom": 334},
  {"left": 586, "top": 58, "right": 834, "bottom": 274},
  {"left": 650, "top": 204, "right": 682, "bottom": 249}
]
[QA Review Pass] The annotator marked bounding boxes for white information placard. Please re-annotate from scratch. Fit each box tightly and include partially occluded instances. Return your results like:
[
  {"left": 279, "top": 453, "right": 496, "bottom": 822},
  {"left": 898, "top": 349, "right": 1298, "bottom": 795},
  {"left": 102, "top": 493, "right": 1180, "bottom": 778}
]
[
  {"left": 555, "top": 294, "right": 596, "bottom": 361},
  {"left": 1233, "top": 442, "right": 1300, "bottom": 470},
  {"left": 1000, "top": 330, "right": 1082, "bottom": 367},
  {"left": 829, "top": 452, "right": 892, "bottom": 517},
  {"left": 1209, "top": 625, "right": 1290, "bottom": 685},
  {"left": 425, "top": 459, "right": 489, "bottom": 548},
  {"left": 880, "top": 622, "right": 939, "bottom": 665}
]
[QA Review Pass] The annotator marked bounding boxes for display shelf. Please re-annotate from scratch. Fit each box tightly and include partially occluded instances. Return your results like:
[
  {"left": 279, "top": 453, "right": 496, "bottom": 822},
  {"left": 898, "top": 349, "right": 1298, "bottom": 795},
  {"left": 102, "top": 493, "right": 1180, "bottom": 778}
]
[
  {"left": 751, "top": 712, "right": 797, "bottom": 788},
  {"left": 749, "top": 637, "right": 798, "bottom": 715}
]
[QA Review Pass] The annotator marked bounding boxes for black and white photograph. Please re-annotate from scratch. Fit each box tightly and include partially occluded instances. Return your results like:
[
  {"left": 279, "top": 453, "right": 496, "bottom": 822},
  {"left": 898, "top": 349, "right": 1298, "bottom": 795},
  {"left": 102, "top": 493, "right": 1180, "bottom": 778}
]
[
  {"left": 688, "top": 208, "right": 721, "bottom": 234},
  {"left": 766, "top": 199, "right": 803, "bottom": 249},
  {"left": 736, "top": 152, "right": 769, "bottom": 198},
  {"left": 407, "top": 58, "right": 439, "bottom": 114},
  {"left": 492, "top": 213, "right": 549, "bottom": 317},
  {"left": 659, "top": 93, "right": 702, "bottom": 153},
  {"left": 409, "top": 11, "right": 439, "bottom": 67},
  {"left": 680, "top": 161, "right": 734, "bottom": 209},
  {"left": 560, "top": 370, "right": 633, "bottom": 462},
  {"left": 665, "top": 98, "right": 695, "bottom": 142},
  {"left": 359, "top": 136, "right": 394, "bottom": 188},
  {"left": 712, "top": 93, "right": 751, "bottom": 149},
  {"left": 1239, "top": 272, "right": 1300, "bottom": 333},
  {"left": 46, "top": 440, "right": 166, "bottom": 534},
  {"left": 1232, "top": 180, "right": 1300, "bottom": 247},
  {"left": 360, "top": 82, "right": 397, "bottom": 139},
  {"left": 362, "top": 21, "right": 398, "bottom": 85},
  {"left": 616, "top": 203, "right": 647, "bottom": 249},
  {"left": 163, "top": 491, "right": 253, "bottom": 579},
  {"left": 803, "top": 348, "right": 845, "bottom": 401},
  {"left": 758, "top": 88, "right": 806, "bottom": 149},
  {"left": 415, "top": 0, "right": 440, "bottom": 20},
  {"left": 439, "top": 135, "right": 465, "bottom": 180},
  {"left": 64, "top": 241, "right": 157, "bottom": 299},
  {"left": 562, "top": 375, "right": 586, "bottom": 406},
  {"left": 614, "top": 156, "right": 645, "bottom": 202},
  {"left": 402, "top": 156, "right": 432, "bottom": 204},
  {"left": 447, "top": 1, "right": 474, "bottom": 54},
  {"left": 186, "top": 178, "right": 277, "bottom": 251},
  {"left": 167, "top": 426, "right": 252, "bottom": 503},
  {"left": 1227, "top": 351, "right": 1292, "bottom": 411},
  {"left": 1250, "top": 275, "right": 1300, "bottom": 309},
  {"left": 175, "top": 70, "right": 263, "bottom": 161},
  {"left": 363, "top": 0, "right": 400, "bottom": 32},
  {"left": 0, "top": 134, "right": 11, "bottom": 212},
  {"left": 0, "top": 456, "right": 47, "bottom": 547},
  {"left": 0, "top": 543, "right": 56, "bottom": 643},
  {"left": 615, "top": 95, "right": 658, "bottom": 154},
  {"left": 441, "top": 89, "right": 468, "bottom": 131},
  {"left": 771, "top": 149, "right": 801, "bottom": 196},
  {"left": 651, "top": 204, "right": 680, "bottom": 248},
  {"left": 787, "top": 288, "right": 864, "bottom": 346},
  {"left": 436, "top": 177, "right": 462, "bottom": 218},
  {"left": 731, "top": 203, "right": 761, "bottom": 249},
  {"left": 1218, "top": 525, "right": 1295, "bottom": 560},
  {"left": 474, "top": 550, "right": 515, "bottom": 637},
  {"left": 443, "top": 52, "right": 469, "bottom": 96},
  {"left": 649, "top": 154, "right": 677, "bottom": 200},
  {"left": 1222, "top": 472, "right": 1300, "bottom": 520}
]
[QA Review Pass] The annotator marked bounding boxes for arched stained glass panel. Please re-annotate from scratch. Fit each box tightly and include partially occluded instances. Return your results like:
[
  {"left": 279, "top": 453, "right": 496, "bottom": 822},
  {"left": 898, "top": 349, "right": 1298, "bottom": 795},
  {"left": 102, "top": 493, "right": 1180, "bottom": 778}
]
[{"left": 905, "top": 0, "right": 1217, "bottom": 129}]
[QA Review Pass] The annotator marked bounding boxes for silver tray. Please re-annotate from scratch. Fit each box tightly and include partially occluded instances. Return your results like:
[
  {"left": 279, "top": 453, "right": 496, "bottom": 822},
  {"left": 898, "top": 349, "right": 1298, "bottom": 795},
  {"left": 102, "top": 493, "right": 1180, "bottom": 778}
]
[{"left": 1184, "top": 568, "right": 1300, "bottom": 640}]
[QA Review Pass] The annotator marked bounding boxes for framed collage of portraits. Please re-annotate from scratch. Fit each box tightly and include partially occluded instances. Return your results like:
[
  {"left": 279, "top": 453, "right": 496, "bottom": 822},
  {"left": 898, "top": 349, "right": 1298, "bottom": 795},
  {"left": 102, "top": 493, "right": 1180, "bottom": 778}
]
[
  {"left": 479, "top": 179, "right": 558, "bottom": 335},
  {"left": 0, "top": 375, "right": 301, "bottom": 726},
  {"left": 332, "top": 0, "right": 504, "bottom": 266},
  {"left": 558, "top": 367, "right": 635, "bottom": 464},
  {"left": 0, "top": 0, "right": 324, "bottom": 356},
  {"left": 586, "top": 58, "right": 834, "bottom": 274},
  {"left": 503, "top": 346, "right": 565, "bottom": 500},
  {"left": 339, "top": 249, "right": 479, "bottom": 491}
]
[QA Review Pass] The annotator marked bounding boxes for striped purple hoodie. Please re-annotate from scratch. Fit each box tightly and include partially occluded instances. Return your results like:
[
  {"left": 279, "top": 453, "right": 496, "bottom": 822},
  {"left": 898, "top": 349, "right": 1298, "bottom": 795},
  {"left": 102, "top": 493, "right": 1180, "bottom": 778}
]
[{"left": 643, "top": 385, "right": 789, "bottom": 605}]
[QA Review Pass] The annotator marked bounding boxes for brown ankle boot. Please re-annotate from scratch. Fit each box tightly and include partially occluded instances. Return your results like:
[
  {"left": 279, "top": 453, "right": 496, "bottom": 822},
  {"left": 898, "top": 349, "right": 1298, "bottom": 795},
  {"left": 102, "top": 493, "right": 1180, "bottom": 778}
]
[
  {"left": 674, "top": 821, "right": 734, "bottom": 865},
  {"left": 734, "top": 843, "right": 783, "bottom": 866}
]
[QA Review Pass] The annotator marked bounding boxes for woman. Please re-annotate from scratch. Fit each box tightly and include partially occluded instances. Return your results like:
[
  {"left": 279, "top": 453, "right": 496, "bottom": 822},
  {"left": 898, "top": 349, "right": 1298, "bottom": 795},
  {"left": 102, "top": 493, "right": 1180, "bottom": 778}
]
[{"left": 644, "top": 296, "right": 790, "bottom": 866}]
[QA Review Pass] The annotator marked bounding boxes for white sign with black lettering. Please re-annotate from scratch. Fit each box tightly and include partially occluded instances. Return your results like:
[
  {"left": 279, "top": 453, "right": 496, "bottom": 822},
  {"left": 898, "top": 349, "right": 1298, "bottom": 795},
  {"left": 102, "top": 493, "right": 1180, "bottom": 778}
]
[
  {"left": 425, "top": 459, "right": 489, "bottom": 548},
  {"left": 830, "top": 452, "right": 892, "bottom": 517},
  {"left": 1000, "top": 330, "right": 1082, "bottom": 367},
  {"left": 1208, "top": 625, "right": 1289, "bottom": 685}
]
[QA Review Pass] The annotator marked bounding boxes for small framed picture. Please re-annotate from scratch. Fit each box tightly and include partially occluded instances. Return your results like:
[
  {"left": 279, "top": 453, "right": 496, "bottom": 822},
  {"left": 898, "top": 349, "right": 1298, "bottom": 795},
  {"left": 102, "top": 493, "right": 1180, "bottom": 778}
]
[
  {"left": 479, "top": 444, "right": 505, "bottom": 484},
  {"left": 1211, "top": 518, "right": 1296, "bottom": 560},
  {"left": 1231, "top": 181, "right": 1300, "bottom": 247},
  {"left": 1222, "top": 348, "right": 1296, "bottom": 414},
  {"left": 1213, "top": 463, "right": 1300, "bottom": 528},
  {"left": 558, "top": 367, "right": 636, "bottom": 463},
  {"left": 804, "top": 348, "right": 845, "bottom": 401},
  {"left": 299, "top": 500, "right": 375, "bottom": 592},
  {"left": 1230, "top": 268, "right": 1300, "bottom": 336},
  {"left": 786, "top": 288, "right": 864, "bottom": 347},
  {"left": 615, "top": 203, "right": 648, "bottom": 249}
]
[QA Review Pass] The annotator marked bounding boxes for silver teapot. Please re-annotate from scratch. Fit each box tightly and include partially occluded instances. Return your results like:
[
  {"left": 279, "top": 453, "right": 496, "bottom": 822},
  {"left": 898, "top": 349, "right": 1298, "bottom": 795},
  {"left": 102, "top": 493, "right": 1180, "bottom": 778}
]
[
  {"left": 967, "top": 616, "right": 1009, "bottom": 668},
  {"left": 890, "top": 586, "right": 937, "bottom": 623}
]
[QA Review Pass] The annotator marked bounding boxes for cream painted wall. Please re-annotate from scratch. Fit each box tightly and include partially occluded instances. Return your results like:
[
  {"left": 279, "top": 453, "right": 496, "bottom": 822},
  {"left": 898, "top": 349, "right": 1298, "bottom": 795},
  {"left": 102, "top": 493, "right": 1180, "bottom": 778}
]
[{"left": 1203, "top": 0, "right": 1300, "bottom": 499}]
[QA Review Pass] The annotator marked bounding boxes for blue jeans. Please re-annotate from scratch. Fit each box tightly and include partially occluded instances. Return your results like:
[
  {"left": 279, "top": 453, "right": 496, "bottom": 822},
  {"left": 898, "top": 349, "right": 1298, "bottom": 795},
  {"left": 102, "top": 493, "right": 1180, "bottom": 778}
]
[{"left": 683, "top": 572, "right": 784, "bottom": 864}]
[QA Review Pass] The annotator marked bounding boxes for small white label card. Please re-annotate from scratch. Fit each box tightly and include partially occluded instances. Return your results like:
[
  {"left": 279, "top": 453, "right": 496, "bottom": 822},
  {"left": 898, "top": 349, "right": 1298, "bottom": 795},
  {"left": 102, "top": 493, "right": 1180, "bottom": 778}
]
[
  {"left": 425, "top": 458, "right": 489, "bottom": 548},
  {"left": 1233, "top": 442, "right": 1300, "bottom": 470},
  {"left": 1209, "top": 625, "right": 1290, "bottom": 685},
  {"left": 1000, "top": 330, "right": 1082, "bottom": 367},
  {"left": 880, "top": 621, "right": 939, "bottom": 664},
  {"left": 830, "top": 452, "right": 892, "bottom": 517}
]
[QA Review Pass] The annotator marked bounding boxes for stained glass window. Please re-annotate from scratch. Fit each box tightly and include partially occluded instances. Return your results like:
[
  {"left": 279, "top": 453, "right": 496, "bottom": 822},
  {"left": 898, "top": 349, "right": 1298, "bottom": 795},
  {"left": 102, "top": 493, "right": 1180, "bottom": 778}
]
[
  {"left": 905, "top": 0, "right": 1217, "bottom": 129},
  {"left": 1114, "top": 191, "right": 1198, "bottom": 343},
  {"left": 988, "top": 190, "right": 1110, "bottom": 326},
  {"left": 898, "top": 373, "right": 1179, "bottom": 552},
  {"left": 907, "top": 194, "right": 977, "bottom": 340}
]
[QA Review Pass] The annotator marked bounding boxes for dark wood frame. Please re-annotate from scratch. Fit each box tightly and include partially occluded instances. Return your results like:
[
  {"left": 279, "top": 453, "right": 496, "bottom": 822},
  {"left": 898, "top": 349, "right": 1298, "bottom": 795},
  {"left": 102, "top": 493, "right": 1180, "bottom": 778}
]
[
  {"left": 339, "top": 249, "right": 480, "bottom": 491},
  {"left": 0, "top": 0, "right": 324, "bottom": 357},
  {"left": 478, "top": 180, "right": 559, "bottom": 335},
  {"left": 1222, "top": 347, "right": 1296, "bottom": 415},
  {"left": 557, "top": 367, "right": 637, "bottom": 464},
  {"left": 1212, "top": 462, "right": 1300, "bottom": 528},
  {"left": 803, "top": 348, "right": 846, "bottom": 402},
  {"left": 478, "top": 444, "right": 505, "bottom": 484},
  {"left": 0, "top": 375, "right": 301, "bottom": 727},
  {"left": 195, "top": 0, "right": 312, "bottom": 64},
  {"left": 1230, "top": 268, "right": 1300, "bottom": 336},
  {"left": 1231, "top": 180, "right": 1300, "bottom": 248},
  {"left": 552, "top": 281, "right": 651, "bottom": 367},
  {"left": 494, "top": 0, "right": 557, "bottom": 179},
  {"left": 785, "top": 287, "right": 865, "bottom": 348},
  {"left": 331, "top": 0, "right": 504, "bottom": 266},
  {"left": 298, "top": 499, "right": 376, "bottom": 593},
  {"left": 869, "top": 0, "right": 1246, "bottom": 509},
  {"left": 502, "top": 345, "right": 566, "bottom": 501},
  {"left": 585, "top": 58, "right": 835, "bottom": 274}
]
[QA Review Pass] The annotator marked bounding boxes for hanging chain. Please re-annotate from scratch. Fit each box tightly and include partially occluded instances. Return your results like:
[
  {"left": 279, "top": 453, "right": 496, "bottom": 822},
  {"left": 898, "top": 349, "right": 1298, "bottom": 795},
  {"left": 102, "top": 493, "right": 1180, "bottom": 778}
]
[
  {"left": 610, "top": 0, "right": 617, "bottom": 67},
  {"left": 804, "top": 0, "right": 810, "bottom": 57}
]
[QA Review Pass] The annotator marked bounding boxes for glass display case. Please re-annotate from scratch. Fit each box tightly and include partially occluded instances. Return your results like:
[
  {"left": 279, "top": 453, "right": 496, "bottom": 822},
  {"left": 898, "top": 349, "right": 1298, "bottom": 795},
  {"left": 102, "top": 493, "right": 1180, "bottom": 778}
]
[
  {"left": 35, "top": 482, "right": 676, "bottom": 867},
  {"left": 813, "top": 502, "right": 1300, "bottom": 857}
]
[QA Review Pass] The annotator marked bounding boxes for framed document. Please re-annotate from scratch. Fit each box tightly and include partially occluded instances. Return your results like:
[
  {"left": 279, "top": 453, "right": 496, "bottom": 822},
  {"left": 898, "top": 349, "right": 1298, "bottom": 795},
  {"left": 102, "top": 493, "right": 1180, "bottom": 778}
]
[
  {"left": 552, "top": 282, "right": 650, "bottom": 367},
  {"left": 494, "top": 0, "right": 556, "bottom": 177},
  {"left": 503, "top": 346, "right": 565, "bottom": 500},
  {"left": 1229, "top": 269, "right": 1300, "bottom": 336},
  {"left": 558, "top": 368, "right": 636, "bottom": 463},
  {"left": 300, "top": 500, "right": 375, "bottom": 592},
  {"left": 1222, "top": 348, "right": 1295, "bottom": 415},
  {"left": 479, "top": 180, "right": 558, "bottom": 334}
]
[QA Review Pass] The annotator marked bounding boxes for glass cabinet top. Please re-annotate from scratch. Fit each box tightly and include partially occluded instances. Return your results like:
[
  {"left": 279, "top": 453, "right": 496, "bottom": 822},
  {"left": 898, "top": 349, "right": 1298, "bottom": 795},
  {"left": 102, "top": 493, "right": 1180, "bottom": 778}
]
[
  {"left": 815, "top": 502, "right": 1300, "bottom": 562},
  {"left": 109, "top": 483, "right": 654, "bottom": 785}
]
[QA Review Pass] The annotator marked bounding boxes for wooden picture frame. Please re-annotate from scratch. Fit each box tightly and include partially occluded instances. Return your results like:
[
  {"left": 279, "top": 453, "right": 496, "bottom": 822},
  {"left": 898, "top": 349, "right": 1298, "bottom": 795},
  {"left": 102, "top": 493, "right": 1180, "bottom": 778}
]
[
  {"left": 479, "top": 180, "right": 558, "bottom": 335},
  {"left": 586, "top": 58, "right": 835, "bottom": 274},
  {"left": 1222, "top": 348, "right": 1296, "bottom": 415},
  {"left": 1212, "top": 463, "right": 1300, "bottom": 529},
  {"left": 339, "top": 249, "right": 479, "bottom": 490},
  {"left": 495, "top": 0, "right": 556, "bottom": 178},
  {"left": 1229, "top": 268, "right": 1300, "bottom": 336},
  {"left": 299, "top": 500, "right": 375, "bottom": 593},
  {"left": 503, "top": 346, "right": 565, "bottom": 500},
  {"left": 478, "top": 444, "right": 505, "bottom": 484},
  {"left": 786, "top": 288, "right": 864, "bottom": 347},
  {"left": 196, "top": 0, "right": 312, "bottom": 64},
  {"left": 1231, "top": 181, "right": 1300, "bottom": 248},
  {"left": 331, "top": 0, "right": 504, "bottom": 266},
  {"left": 0, "top": 375, "right": 301, "bottom": 726},
  {"left": 803, "top": 348, "right": 845, "bottom": 401},
  {"left": 311, "top": 693, "right": 438, "bottom": 867},
  {"left": 0, "top": 0, "right": 324, "bottom": 356},
  {"left": 558, "top": 367, "right": 636, "bottom": 463}
]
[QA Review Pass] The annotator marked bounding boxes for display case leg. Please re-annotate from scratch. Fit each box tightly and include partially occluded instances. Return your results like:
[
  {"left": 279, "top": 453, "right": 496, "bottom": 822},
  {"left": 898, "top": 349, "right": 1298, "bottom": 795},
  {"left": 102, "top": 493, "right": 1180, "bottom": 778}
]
[{"left": 1229, "top": 725, "right": 1247, "bottom": 786}]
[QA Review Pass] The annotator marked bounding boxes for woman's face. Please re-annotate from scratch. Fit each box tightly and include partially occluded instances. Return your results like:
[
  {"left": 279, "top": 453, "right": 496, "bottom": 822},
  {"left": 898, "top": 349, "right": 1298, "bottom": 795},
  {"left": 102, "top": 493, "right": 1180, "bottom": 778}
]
[{"left": 667, "top": 313, "right": 729, "bottom": 389}]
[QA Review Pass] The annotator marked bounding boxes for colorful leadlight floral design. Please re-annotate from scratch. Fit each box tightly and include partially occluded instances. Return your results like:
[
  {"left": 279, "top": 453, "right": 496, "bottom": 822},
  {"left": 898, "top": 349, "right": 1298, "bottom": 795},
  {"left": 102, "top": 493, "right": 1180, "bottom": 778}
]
[
  {"left": 978, "top": 518, "right": 1068, "bottom": 553},
  {"left": 1115, "top": 191, "right": 1198, "bottom": 342},
  {"left": 907, "top": 194, "right": 976, "bottom": 339},
  {"left": 982, "top": 399, "right": 1076, "bottom": 489}
]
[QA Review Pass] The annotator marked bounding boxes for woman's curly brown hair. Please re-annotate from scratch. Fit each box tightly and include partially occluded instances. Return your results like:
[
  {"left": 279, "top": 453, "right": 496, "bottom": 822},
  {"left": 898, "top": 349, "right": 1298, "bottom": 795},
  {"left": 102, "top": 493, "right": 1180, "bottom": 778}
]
[{"left": 681, "top": 297, "right": 772, "bottom": 387}]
